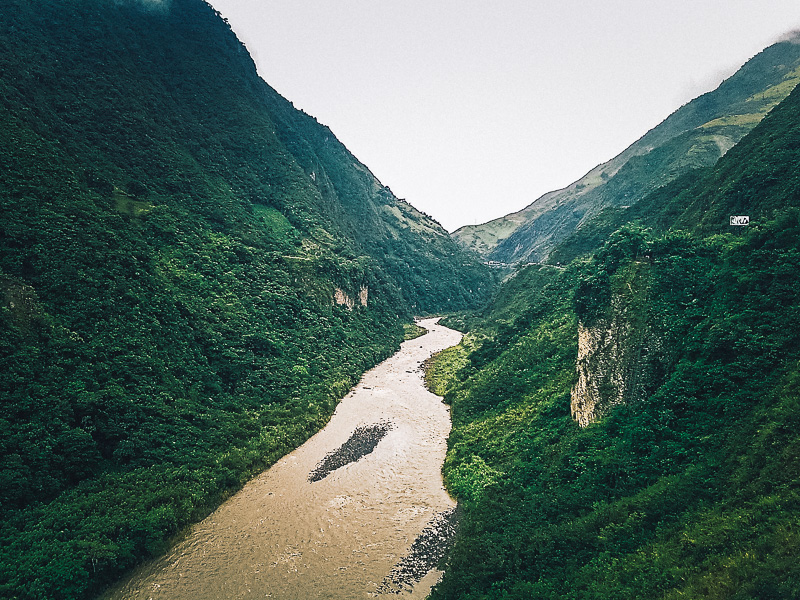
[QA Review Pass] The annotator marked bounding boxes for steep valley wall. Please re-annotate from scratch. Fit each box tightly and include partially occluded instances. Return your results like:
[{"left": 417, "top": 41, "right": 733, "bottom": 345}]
[{"left": 571, "top": 262, "right": 658, "bottom": 426}]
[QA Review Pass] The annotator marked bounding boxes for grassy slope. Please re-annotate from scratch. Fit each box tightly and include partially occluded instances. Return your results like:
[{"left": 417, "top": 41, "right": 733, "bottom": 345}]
[
  {"left": 553, "top": 74, "right": 800, "bottom": 264},
  {"left": 455, "top": 40, "right": 800, "bottom": 264},
  {"left": 429, "top": 83, "right": 800, "bottom": 600}
]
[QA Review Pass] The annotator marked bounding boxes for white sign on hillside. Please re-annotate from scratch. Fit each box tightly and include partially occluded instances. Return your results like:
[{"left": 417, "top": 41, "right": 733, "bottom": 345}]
[{"left": 730, "top": 216, "right": 750, "bottom": 226}]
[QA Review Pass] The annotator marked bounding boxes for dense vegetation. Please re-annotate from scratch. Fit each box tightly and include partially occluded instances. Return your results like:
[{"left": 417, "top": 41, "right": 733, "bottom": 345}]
[
  {"left": 0, "top": 0, "right": 493, "bottom": 597},
  {"left": 4, "top": 1, "right": 798, "bottom": 598},
  {"left": 430, "top": 81, "right": 800, "bottom": 598}
]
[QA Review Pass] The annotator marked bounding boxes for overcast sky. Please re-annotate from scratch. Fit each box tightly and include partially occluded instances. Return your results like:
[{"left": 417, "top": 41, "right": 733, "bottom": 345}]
[{"left": 207, "top": 0, "right": 800, "bottom": 231}]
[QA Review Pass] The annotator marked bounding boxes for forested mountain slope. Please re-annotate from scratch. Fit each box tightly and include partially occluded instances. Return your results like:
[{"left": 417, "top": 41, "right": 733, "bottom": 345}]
[
  {"left": 430, "top": 79, "right": 800, "bottom": 599},
  {"left": 454, "top": 36, "right": 800, "bottom": 263},
  {"left": 0, "top": 0, "right": 492, "bottom": 597}
]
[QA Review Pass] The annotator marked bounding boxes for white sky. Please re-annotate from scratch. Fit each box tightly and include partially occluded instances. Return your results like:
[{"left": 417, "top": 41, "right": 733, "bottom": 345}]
[{"left": 207, "top": 0, "right": 800, "bottom": 231}]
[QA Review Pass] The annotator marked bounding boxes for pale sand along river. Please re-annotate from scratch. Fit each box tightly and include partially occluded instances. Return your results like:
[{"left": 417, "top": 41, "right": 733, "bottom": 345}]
[{"left": 103, "top": 318, "right": 461, "bottom": 600}]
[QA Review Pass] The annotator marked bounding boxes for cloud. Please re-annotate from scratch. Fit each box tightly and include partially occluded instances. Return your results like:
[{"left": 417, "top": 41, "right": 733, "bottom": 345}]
[
  {"left": 673, "top": 64, "right": 740, "bottom": 108},
  {"left": 773, "top": 29, "right": 800, "bottom": 44}
]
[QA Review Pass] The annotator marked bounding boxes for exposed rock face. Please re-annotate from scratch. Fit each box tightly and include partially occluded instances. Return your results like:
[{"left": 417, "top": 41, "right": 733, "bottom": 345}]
[
  {"left": 1, "top": 276, "right": 41, "bottom": 330},
  {"left": 571, "top": 266, "right": 656, "bottom": 427},
  {"left": 571, "top": 323, "right": 604, "bottom": 427},
  {"left": 334, "top": 286, "right": 368, "bottom": 309},
  {"left": 571, "top": 300, "right": 632, "bottom": 427}
]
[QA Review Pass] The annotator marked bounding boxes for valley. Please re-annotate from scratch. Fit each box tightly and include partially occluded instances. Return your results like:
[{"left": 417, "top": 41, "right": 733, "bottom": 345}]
[{"left": 1, "top": 1, "right": 800, "bottom": 599}]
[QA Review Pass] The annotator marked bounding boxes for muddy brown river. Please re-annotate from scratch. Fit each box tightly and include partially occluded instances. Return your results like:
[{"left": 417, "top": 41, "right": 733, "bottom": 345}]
[{"left": 103, "top": 318, "right": 461, "bottom": 600}]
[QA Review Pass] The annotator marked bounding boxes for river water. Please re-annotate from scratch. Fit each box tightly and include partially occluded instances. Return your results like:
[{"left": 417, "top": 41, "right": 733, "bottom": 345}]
[{"left": 103, "top": 318, "right": 461, "bottom": 600}]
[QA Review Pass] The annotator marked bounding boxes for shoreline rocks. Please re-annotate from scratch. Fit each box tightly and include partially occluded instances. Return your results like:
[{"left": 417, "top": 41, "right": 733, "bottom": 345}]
[{"left": 377, "top": 505, "right": 460, "bottom": 595}]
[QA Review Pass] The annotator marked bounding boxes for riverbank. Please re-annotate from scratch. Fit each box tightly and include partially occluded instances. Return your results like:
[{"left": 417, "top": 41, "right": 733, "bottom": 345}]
[{"left": 103, "top": 318, "right": 462, "bottom": 600}]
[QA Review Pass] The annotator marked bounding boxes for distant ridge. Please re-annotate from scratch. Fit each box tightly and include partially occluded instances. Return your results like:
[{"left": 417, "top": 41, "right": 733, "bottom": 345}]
[{"left": 454, "top": 34, "right": 800, "bottom": 263}]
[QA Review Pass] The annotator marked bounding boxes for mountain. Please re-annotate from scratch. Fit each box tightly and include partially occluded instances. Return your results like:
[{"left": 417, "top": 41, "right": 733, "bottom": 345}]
[
  {"left": 453, "top": 36, "right": 800, "bottom": 263},
  {"left": 0, "top": 0, "right": 493, "bottom": 597},
  {"left": 427, "top": 75, "right": 800, "bottom": 599}
]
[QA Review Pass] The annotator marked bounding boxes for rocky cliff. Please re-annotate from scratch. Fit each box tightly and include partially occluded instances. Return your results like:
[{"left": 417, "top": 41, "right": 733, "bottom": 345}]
[{"left": 571, "top": 261, "right": 653, "bottom": 426}]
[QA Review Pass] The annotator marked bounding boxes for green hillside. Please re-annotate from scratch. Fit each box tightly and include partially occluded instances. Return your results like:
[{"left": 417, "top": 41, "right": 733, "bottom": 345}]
[
  {"left": 0, "top": 0, "right": 493, "bottom": 597},
  {"left": 552, "top": 73, "right": 800, "bottom": 265},
  {"left": 454, "top": 38, "right": 800, "bottom": 264},
  {"left": 429, "top": 82, "right": 800, "bottom": 599},
  {"left": 4, "top": 1, "right": 798, "bottom": 598}
]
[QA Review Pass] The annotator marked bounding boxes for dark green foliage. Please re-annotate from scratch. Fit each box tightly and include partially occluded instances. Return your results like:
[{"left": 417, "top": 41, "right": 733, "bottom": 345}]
[
  {"left": 680, "top": 85, "right": 800, "bottom": 235},
  {"left": 429, "top": 85, "right": 800, "bottom": 598},
  {"left": 0, "top": 0, "right": 493, "bottom": 597},
  {"left": 594, "top": 224, "right": 650, "bottom": 271},
  {"left": 572, "top": 224, "right": 649, "bottom": 323},
  {"left": 573, "top": 267, "right": 610, "bottom": 324}
]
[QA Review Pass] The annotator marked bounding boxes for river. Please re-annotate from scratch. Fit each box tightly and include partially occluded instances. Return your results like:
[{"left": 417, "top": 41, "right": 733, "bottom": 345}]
[{"left": 103, "top": 318, "right": 461, "bottom": 600}]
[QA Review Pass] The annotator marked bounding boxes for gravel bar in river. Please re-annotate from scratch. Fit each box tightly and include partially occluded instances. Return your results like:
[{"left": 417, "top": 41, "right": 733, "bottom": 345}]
[{"left": 309, "top": 421, "right": 394, "bottom": 483}]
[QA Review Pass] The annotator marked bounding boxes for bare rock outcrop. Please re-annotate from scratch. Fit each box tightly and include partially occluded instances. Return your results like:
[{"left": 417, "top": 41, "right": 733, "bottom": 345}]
[
  {"left": 333, "top": 285, "right": 368, "bottom": 309},
  {"left": 571, "top": 298, "right": 633, "bottom": 427},
  {"left": 571, "top": 264, "right": 656, "bottom": 427}
]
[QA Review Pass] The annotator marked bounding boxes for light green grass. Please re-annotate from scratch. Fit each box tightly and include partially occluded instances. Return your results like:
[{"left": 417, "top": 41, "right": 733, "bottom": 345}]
[
  {"left": 424, "top": 339, "right": 470, "bottom": 397},
  {"left": 253, "top": 204, "right": 294, "bottom": 237},
  {"left": 113, "top": 189, "right": 152, "bottom": 216},
  {"left": 403, "top": 322, "right": 427, "bottom": 341}
]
